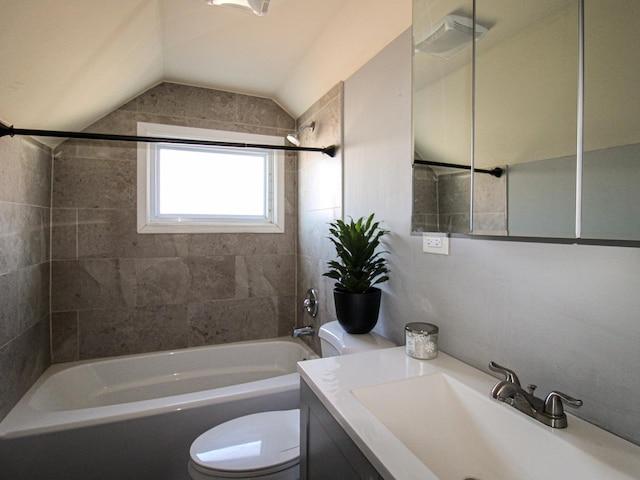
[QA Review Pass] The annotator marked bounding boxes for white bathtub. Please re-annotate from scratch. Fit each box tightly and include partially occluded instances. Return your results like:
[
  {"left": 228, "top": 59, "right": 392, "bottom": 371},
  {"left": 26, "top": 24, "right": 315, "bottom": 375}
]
[{"left": 0, "top": 337, "right": 317, "bottom": 480}]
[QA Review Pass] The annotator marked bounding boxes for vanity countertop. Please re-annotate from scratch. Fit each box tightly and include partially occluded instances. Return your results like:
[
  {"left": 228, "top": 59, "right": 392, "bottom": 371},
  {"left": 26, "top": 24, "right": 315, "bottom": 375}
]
[
  {"left": 298, "top": 347, "right": 476, "bottom": 479},
  {"left": 297, "top": 346, "right": 640, "bottom": 480}
]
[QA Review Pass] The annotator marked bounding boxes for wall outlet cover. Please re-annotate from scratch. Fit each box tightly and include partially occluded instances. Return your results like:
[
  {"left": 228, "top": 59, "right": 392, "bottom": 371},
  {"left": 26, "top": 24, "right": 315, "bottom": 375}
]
[{"left": 422, "top": 234, "right": 449, "bottom": 255}]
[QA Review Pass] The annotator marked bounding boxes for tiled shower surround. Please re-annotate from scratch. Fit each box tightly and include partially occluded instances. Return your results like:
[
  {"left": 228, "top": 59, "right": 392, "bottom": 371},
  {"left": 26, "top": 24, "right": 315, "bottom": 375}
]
[
  {"left": 411, "top": 164, "right": 438, "bottom": 232},
  {"left": 0, "top": 136, "right": 51, "bottom": 419},
  {"left": 51, "top": 83, "right": 298, "bottom": 362},
  {"left": 412, "top": 164, "right": 507, "bottom": 234},
  {"left": 295, "top": 84, "right": 343, "bottom": 353}
]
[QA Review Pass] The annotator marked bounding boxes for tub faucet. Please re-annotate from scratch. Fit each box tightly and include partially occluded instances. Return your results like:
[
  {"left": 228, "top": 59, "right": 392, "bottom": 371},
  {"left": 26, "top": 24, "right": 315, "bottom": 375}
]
[
  {"left": 489, "top": 361, "right": 583, "bottom": 429},
  {"left": 292, "top": 325, "right": 314, "bottom": 338}
]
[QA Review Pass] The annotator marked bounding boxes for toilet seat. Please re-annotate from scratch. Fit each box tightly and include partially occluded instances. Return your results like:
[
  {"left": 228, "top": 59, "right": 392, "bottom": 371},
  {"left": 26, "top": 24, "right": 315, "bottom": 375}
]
[{"left": 189, "top": 409, "right": 300, "bottom": 479}]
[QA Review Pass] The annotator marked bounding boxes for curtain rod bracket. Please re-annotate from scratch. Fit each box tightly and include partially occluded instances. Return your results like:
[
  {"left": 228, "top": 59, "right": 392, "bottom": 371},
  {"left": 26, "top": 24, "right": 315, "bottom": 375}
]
[
  {"left": 0, "top": 123, "right": 338, "bottom": 157},
  {"left": 0, "top": 123, "right": 15, "bottom": 138},
  {"left": 322, "top": 145, "right": 337, "bottom": 157}
]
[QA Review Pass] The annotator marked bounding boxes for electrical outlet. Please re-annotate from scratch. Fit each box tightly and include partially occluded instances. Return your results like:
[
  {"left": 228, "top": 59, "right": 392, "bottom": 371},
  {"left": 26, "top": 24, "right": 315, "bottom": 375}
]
[
  {"left": 426, "top": 237, "right": 442, "bottom": 248},
  {"left": 422, "top": 234, "right": 449, "bottom": 255}
]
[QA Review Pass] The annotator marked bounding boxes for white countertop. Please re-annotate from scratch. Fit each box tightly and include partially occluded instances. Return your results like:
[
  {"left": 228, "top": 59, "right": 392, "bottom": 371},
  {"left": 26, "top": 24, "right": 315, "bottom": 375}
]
[
  {"left": 297, "top": 347, "right": 487, "bottom": 479},
  {"left": 297, "top": 346, "right": 640, "bottom": 480}
]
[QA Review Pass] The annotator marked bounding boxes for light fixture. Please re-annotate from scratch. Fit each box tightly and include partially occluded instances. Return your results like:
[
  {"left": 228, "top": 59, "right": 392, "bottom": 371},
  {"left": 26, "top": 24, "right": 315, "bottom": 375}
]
[
  {"left": 286, "top": 122, "right": 315, "bottom": 147},
  {"left": 415, "top": 14, "right": 488, "bottom": 59},
  {"left": 204, "top": 0, "right": 270, "bottom": 16}
]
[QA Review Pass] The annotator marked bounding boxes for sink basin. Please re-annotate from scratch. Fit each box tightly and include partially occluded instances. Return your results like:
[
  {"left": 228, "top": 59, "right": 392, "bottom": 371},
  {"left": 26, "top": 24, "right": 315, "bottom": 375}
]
[{"left": 352, "top": 372, "right": 640, "bottom": 480}]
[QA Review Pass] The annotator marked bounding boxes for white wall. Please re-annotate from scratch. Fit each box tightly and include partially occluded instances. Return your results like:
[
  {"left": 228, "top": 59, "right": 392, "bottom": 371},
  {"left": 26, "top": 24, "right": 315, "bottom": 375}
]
[{"left": 343, "top": 29, "right": 640, "bottom": 445}]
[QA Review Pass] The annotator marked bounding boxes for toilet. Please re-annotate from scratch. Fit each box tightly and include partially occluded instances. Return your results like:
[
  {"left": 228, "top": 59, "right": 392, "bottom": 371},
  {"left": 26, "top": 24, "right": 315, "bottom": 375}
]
[{"left": 187, "top": 320, "right": 394, "bottom": 479}]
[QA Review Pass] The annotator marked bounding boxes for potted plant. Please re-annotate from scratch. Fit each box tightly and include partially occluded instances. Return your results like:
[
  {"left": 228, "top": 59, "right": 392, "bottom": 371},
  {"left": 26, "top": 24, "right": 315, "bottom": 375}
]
[{"left": 323, "top": 214, "right": 390, "bottom": 334}]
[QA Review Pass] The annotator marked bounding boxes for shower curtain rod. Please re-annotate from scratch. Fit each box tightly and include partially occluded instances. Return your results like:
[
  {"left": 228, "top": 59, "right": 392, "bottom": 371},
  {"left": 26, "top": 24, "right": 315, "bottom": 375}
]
[
  {"left": 0, "top": 124, "right": 337, "bottom": 157},
  {"left": 414, "top": 159, "right": 503, "bottom": 178}
]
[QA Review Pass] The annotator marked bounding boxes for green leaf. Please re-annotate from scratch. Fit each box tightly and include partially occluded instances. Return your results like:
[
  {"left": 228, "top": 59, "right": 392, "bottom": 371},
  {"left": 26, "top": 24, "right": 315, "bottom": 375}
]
[{"left": 323, "top": 214, "right": 390, "bottom": 293}]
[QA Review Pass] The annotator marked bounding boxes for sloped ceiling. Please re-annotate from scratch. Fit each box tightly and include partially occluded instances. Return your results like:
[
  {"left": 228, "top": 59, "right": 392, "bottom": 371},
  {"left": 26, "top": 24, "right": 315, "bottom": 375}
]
[{"left": 0, "top": 0, "right": 410, "bottom": 141}]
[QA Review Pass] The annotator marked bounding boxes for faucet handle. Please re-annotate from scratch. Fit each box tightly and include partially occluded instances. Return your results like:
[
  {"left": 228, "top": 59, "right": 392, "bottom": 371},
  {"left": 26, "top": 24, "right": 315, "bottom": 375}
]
[
  {"left": 544, "top": 391, "right": 583, "bottom": 417},
  {"left": 302, "top": 288, "right": 318, "bottom": 318},
  {"left": 489, "top": 361, "right": 521, "bottom": 386}
]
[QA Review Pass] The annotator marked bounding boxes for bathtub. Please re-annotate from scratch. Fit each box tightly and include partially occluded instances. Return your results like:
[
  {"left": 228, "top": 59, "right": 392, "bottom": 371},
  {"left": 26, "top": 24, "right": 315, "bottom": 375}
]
[{"left": 0, "top": 336, "right": 317, "bottom": 480}]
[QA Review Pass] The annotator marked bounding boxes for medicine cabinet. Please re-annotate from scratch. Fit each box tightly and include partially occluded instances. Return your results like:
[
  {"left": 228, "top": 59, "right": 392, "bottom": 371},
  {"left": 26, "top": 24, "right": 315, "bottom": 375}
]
[{"left": 412, "top": 0, "right": 640, "bottom": 245}]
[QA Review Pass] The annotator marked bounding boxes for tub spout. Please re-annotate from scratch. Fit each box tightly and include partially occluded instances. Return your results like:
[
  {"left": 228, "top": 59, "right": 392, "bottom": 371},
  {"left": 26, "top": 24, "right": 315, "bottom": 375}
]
[{"left": 292, "top": 325, "right": 314, "bottom": 337}]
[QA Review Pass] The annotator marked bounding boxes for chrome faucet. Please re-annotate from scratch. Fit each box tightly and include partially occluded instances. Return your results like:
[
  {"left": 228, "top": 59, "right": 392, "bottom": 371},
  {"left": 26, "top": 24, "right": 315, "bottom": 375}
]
[
  {"left": 302, "top": 288, "right": 318, "bottom": 318},
  {"left": 489, "top": 361, "right": 583, "bottom": 428},
  {"left": 292, "top": 325, "right": 314, "bottom": 337}
]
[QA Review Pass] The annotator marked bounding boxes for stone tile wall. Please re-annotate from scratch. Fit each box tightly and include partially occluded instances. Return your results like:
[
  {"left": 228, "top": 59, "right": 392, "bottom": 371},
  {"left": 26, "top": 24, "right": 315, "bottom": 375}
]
[
  {"left": 473, "top": 168, "right": 507, "bottom": 235},
  {"left": 412, "top": 168, "right": 507, "bottom": 234},
  {"left": 295, "top": 84, "right": 343, "bottom": 354},
  {"left": 0, "top": 135, "right": 51, "bottom": 419},
  {"left": 51, "top": 83, "right": 297, "bottom": 362},
  {"left": 438, "top": 172, "right": 472, "bottom": 234},
  {"left": 411, "top": 164, "right": 438, "bottom": 232}
]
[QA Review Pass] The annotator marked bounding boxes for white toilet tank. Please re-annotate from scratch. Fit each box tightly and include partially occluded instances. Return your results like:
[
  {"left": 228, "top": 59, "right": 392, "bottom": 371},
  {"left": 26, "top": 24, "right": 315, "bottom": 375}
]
[{"left": 318, "top": 321, "right": 395, "bottom": 357}]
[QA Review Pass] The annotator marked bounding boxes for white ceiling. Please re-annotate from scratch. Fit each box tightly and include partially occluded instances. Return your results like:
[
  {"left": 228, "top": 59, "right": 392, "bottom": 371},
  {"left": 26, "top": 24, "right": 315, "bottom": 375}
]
[{"left": 0, "top": 0, "right": 411, "bottom": 139}]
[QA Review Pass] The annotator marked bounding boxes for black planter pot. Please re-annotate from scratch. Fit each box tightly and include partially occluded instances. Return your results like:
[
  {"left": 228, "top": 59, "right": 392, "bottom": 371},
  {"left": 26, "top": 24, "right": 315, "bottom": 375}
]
[{"left": 333, "top": 288, "right": 382, "bottom": 334}]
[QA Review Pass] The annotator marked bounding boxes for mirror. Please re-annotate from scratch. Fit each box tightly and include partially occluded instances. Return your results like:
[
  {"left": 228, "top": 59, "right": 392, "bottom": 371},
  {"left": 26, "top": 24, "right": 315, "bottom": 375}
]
[
  {"left": 581, "top": 0, "right": 640, "bottom": 241},
  {"left": 412, "top": 0, "right": 474, "bottom": 234},
  {"left": 412, "top": 0, "right": 579, "bottom": 237},
  {"left": 413, "top": 0, "right": 640, "bottom": 243},
  {"left": 474, "top": 0, "right": 578, "bottom": 238}
]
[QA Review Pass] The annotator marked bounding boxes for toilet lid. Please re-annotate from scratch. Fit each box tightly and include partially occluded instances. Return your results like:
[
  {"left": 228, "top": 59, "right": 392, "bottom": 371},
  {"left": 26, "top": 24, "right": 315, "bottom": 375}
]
[{"left": 190, "top": 409, "right": 300, "bottom": 475}]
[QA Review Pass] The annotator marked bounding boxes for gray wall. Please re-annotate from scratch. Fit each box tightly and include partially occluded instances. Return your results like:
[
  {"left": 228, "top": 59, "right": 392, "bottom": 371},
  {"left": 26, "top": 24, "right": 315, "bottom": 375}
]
[
  {"left": 50, "top": 83, "right": 298, "bottom": 362},
  {"left": 508, "top": 155, "right": 576, "bottom": 237},
  {"left": 582, "top": 143, "right": 640, "bottom": 240},
  {"left": 344, "top": 29, "right": 640, "bottom": 445},
  {"left": 0, "top": 136, "right": 51, "bottom": 419},
  {"left": 295, "top": 84, "right": 343, "bottom": 353},
  {"left": 508, "top": 142, "right": 640, "bottom": 240}
]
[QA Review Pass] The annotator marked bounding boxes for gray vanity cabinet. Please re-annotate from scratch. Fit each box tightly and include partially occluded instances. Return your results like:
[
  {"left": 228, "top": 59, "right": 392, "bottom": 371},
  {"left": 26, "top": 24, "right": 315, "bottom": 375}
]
[{"left": 300, "top": 380, "right": 382, "bottom": 480}]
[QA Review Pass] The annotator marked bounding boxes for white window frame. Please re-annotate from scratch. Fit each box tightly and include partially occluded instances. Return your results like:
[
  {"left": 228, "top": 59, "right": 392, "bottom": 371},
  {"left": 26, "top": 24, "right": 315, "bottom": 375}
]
[{"left": 137, "top": 122, "right": 285, "bottom": 234}]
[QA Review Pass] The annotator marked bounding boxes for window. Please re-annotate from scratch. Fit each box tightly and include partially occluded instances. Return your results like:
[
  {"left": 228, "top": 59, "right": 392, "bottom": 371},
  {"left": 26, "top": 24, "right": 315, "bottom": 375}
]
[{"left": 137, "top": 123, "right": 284, "bottom": 233}]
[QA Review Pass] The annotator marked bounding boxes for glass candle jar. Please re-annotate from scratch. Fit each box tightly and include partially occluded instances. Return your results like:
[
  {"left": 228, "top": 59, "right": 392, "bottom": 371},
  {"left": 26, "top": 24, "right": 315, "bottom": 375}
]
[{"left": 405, "top": 322, "right": 439, "bottom": 360}]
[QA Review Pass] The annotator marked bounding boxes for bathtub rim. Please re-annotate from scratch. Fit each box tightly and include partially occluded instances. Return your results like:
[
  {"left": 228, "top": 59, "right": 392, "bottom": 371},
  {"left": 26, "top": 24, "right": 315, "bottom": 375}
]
[{"left": 0, "top": 336, "right": 317, "bottom": 439}]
